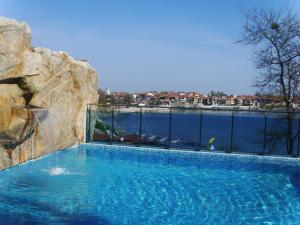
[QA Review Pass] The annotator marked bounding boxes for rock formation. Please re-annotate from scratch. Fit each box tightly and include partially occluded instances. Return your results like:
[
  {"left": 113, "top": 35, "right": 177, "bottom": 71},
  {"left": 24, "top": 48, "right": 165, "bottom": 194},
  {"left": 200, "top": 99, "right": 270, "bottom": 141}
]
[{"left": 0, "top": 17, "right": 99, "bottom": 169}]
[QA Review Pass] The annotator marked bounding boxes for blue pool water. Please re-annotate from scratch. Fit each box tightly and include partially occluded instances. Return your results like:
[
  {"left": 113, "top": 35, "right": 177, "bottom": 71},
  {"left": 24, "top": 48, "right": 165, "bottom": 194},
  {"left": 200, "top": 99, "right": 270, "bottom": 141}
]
[{"left": 1, "top": 144, "right": 300, "bottom": 225}]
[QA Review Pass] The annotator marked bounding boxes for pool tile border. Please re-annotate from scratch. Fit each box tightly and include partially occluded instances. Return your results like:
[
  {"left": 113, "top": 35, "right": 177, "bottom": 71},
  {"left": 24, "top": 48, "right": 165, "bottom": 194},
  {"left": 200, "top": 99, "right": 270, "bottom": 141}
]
[{"left": 82, "top": 143, "right": 300, "bottom": 167}]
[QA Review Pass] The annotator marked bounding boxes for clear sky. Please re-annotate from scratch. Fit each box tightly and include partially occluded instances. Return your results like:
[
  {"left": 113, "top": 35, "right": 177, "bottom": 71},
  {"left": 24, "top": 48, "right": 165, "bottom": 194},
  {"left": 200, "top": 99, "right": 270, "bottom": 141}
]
[{"left": 0, "top": 0, "right": 298, "bottom": 94}]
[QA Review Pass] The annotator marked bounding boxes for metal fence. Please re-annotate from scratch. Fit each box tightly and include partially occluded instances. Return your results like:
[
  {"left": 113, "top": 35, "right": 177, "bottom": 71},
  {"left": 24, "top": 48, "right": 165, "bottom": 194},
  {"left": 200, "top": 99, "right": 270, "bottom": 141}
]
[{"left": 86, "top": 104, "right": 300, "bottom": 157}]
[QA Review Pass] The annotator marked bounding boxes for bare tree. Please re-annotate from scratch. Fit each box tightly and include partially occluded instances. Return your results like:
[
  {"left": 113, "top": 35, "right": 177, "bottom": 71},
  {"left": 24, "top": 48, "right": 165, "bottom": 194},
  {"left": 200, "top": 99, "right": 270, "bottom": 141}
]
[{"left": 238, "top": 6, "right": 300, "bottom": 154}]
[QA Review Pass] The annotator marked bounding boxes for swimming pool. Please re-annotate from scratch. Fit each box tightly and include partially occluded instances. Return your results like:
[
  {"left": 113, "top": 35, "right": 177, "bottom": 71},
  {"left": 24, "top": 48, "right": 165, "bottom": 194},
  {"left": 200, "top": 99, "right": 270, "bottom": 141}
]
[{"left": 1, "top": 144, "right": 300, "bottom": 224}]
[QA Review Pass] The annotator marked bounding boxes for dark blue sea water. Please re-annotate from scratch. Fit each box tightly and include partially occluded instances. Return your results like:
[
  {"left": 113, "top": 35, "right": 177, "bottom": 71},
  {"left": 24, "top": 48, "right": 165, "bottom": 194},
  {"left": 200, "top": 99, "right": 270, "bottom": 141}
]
[
  {"left": 1, "top": 144, "right": 300, "bottom": 225},
  {"left": 96, "top": 111, "right": 299, "bottom": 155}
]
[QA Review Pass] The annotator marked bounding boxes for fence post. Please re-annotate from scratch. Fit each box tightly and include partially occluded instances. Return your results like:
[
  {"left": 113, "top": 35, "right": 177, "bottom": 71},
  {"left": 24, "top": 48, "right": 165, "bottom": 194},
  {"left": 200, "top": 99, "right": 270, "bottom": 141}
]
[
  {"left": 168, "top": 108, "right": 172, "bottom": 149},
  {"left": 230, "top": 112, "right": 234, "bottom": 153},
  {"left": 199, "top": 111, "right": 203, "bottom": 151},
  {"left": 139, "top": 108, "right": 142, "bottom": 146},
  {"left": 263, "top": 112, "right": 268, "bottom": 155},
  {"left": 89, "top": 105, "right": 92, "bottom": 142},
  {"left": 297, "top": 116, "right": 300, "bottom": 157},
  {"left": 85, "top": 105, "right": 90, "bottom": 143},
  {"left": 110, "top": 108, "right": 114, "bottom": 144}
]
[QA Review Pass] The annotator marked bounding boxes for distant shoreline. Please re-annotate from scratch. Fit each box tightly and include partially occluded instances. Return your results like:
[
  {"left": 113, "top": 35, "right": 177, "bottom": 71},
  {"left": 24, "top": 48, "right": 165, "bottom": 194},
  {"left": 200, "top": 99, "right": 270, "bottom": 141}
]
[
  {"left": 90, "top": 104, "right": 295, "bottom": 113},
  {"left": 109, "top": 105, "right": 262, "bottom": 113}
]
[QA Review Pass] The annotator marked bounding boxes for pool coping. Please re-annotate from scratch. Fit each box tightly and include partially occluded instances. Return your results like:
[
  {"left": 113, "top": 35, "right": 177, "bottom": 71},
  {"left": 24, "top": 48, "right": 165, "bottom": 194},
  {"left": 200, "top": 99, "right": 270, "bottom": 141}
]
[{"left": 82, "top": 143, "right": 300, "bottom": 167}]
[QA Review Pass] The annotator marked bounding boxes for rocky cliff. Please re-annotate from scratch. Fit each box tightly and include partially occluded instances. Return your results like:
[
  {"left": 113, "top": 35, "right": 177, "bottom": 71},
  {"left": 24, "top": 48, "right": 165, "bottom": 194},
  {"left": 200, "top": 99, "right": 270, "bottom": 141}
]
[{"left": 0, "top": 17, "right": 99, "bottom": 169}]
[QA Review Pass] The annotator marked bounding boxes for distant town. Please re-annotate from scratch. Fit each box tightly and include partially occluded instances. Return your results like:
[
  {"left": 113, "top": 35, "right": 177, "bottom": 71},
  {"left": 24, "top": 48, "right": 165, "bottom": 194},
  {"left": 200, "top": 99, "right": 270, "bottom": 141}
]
[{"left": 98, "top": 88, "right": 296, "bottom": 110}]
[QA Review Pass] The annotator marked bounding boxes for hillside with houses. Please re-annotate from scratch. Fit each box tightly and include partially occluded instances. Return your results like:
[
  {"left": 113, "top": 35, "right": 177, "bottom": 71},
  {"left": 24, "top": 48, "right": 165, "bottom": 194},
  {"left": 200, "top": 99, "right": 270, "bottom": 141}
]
[{"left": 99, "top": 89, "right": 296, "bottom": 110}]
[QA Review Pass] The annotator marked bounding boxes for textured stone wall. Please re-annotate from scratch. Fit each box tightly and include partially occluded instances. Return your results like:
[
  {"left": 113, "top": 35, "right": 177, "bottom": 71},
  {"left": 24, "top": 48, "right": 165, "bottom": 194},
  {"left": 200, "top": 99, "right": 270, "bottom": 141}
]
[{"left": 0, "top": 17, "right": 99, "bottom": 169}]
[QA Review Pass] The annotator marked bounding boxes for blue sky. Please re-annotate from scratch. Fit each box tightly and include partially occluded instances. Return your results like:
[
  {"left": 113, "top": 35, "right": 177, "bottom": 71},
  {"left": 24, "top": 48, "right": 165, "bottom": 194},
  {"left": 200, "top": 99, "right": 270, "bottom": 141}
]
[{"left": 0, "top": 0, "right": 298, "bottom": 94}]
